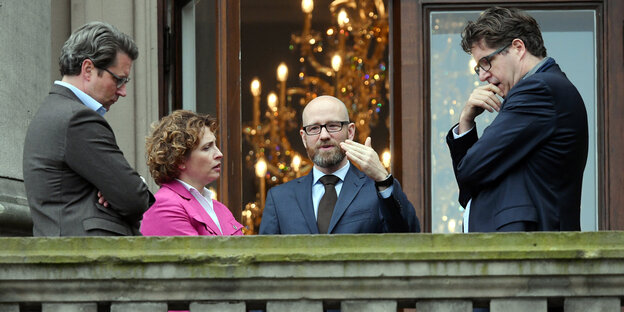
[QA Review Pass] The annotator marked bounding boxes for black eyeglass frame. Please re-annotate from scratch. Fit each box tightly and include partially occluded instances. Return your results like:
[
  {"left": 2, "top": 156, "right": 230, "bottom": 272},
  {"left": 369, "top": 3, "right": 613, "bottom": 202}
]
[
  {"left": 474, "top": 42, "right": 512, "bottom": 75},
  {"left": 302, "top": 121, "right": 350, "bottom": 135},
  {"left": 97, "top": 67, "right": 131, "bottom": 88}
]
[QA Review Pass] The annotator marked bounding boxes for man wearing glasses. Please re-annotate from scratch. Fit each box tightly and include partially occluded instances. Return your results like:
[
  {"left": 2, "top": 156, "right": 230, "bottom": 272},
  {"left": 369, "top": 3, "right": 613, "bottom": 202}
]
[
  {"left": 447, "top": 7, "right": 588, "bottom": 232},
  {"left": 259, "top": 95, "right": 420, "bottom": 234},
  {"left": 23, "top": 22, "right": 153, "bottom": 236}
]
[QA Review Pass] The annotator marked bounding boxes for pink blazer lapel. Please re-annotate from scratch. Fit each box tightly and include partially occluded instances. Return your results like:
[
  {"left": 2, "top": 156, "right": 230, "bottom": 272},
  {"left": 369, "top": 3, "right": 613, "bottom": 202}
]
[
  {"left": 213, "top": 200, "right": 242, "bottom": 235},
  {"left": 164, "top": 181, "right": 223, "bottom": 235}
]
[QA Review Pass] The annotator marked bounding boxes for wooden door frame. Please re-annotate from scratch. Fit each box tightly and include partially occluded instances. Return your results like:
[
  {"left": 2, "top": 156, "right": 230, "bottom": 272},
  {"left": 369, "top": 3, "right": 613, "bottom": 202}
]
[
  {"left": 602, "top": 0, "right": 624, "bottom": 230},
  {"left": 215, "top": 0, "right": 242, "bottom": 221}
]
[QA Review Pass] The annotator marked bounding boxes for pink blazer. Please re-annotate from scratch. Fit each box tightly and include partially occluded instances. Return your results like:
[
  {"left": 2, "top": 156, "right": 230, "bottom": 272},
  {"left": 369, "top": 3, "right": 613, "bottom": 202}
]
[{"left": 140, "top": 181, "right": 243, "bottom": 236}]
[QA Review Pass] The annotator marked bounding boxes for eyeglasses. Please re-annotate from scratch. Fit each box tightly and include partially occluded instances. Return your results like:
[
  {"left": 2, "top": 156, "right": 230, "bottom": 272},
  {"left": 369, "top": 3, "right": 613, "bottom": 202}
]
[
  {"left": 98, "top": 67, "right": 130, "bottom": 88},
  {"left": 474, "top": 42, "right": 512, "bottom": 75},
  {"left": 302, "top": 121, "right": 349, "bottom": 135}
]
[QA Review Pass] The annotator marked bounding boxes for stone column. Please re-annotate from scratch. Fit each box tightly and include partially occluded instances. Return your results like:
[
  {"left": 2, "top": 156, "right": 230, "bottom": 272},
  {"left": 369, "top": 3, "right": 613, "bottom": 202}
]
[
  {"left": 416, "top": 300, "right": 472, "bottom": 312},
  {"left": 0, "top": 304, "right": 19, "bottom": 312},
  {"left": 0, "top": 0, "right": 53, "bottom": 236},
  {"left": 266, "top": 300, "right": 323, "bottom": 312},
  {"left": 190, "top": 302, "right": 246, "bottom": 312},
  {"left": 490, "top": 298, "right": 547, "bottom": 312},
  {"left": 42, "top": 303, "right": 97, "bottom": 312},
  {"left": 564, "top": 297, "right": 621, "bottom": 312},
  {"left": 342, "top": 300, "right": 397, "bottom": 312},
  {"left": 68, "top": 0, "right": 159, "bottom": 187},
  {"left": 110, "top": 302, "right": 167, "bottom": 312}
]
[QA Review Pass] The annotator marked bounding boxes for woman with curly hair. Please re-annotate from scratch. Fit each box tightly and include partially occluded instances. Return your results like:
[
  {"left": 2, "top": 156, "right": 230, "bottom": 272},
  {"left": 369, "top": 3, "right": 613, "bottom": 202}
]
[{"left": 141, "top": 110, "right": 243, "bottom": 236}]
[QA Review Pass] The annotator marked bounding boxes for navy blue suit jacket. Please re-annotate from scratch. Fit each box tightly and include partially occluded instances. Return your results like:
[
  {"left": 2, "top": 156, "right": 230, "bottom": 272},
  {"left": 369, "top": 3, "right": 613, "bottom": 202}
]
[
  {"left": 447, "top": 58, "right": 588, "bottom": 232},
  {"left": 259, "top": 164, "right": 420, "bottom": 234}
]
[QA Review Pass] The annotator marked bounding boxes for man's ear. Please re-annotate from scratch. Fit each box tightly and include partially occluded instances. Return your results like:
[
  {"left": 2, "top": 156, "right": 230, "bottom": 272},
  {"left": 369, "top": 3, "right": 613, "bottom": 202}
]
[
  {"left": 81, "top": 59, "right": 94, "bottom": 80},
  {"left": 511, "top": 38, "right": 526, "bottom": 58},
  {"left": 300, "top": 129, "right": 308, "bottom": 149},
  {"left": 347, "top": 122, "right": 355, "bottom": 140}
]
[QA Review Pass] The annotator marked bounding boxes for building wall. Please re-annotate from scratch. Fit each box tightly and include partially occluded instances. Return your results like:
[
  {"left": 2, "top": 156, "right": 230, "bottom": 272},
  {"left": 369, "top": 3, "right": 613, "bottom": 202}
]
[{"left": 0, "top": 0, "right": 159, "bottom": 236}]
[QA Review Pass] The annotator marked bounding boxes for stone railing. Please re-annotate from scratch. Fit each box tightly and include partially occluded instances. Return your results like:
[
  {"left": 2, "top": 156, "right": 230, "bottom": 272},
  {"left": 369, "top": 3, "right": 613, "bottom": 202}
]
[
  {"left": 0, "top": 178, "right": 31, "bottom": 236},
  {"left": 1, "top": 232, "right": 623, "bottom": 312}
]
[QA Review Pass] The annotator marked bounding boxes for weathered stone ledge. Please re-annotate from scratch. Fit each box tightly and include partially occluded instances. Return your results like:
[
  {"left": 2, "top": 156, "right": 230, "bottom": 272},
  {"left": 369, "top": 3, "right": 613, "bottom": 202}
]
[
  {"left": 1, "top": 231, "right": 623, "bottom": 263},
  {"left": 1, "top": 232, "right": 623, "bottom": 311}
]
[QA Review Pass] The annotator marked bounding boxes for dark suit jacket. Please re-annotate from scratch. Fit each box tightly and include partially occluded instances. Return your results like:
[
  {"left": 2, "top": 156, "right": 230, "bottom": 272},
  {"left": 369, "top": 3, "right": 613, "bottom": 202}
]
[
  {"left": 258, "top": 164, "right": 420, "bottom": 234},
  {"left": 446, "top": 58, "right": 588, "bottom": 232},
  {"left": 23, "top": 84, "right": 154, "bottom": 236}
]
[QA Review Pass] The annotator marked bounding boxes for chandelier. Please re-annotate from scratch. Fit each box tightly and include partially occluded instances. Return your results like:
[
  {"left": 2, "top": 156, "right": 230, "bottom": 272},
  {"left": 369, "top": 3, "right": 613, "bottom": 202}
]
[{"left": 241, "top": 0, "right": 391, "bottom": 234}]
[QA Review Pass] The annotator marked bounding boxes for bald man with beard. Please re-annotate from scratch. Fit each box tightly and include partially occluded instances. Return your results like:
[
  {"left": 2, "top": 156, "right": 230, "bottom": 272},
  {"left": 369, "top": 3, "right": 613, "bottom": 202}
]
[{"left": 259, "top": 95, "right": 420, "bottom": 234}]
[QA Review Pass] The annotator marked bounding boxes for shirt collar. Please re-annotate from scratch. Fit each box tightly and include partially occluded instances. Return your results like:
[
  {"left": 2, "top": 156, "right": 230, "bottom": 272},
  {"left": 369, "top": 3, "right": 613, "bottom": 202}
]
[
  {"left": 521, "top": 56, "right": 551, "bottom": 80},
  {"left": 54, "top": 80, "right": 107, "bottom": 116},
  {"left": 312, "top": 161, "right": 350, "bottom": 185},
  {"left": 175, "top": 179, "right": 213, "bottom": 200}
]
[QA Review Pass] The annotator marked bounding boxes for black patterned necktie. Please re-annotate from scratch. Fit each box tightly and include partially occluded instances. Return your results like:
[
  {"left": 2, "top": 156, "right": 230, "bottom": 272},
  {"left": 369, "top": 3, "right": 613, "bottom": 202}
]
[{"left": 317, "top": 175, "right": 340, "bottom": 234}]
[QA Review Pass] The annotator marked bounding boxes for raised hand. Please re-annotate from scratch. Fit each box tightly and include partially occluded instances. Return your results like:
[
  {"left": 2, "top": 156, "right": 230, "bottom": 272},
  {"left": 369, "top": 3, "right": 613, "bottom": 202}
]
[
  {"left": 459, "top": 83, "right": 503, "bottom": 134},
  {"left": 340, "top": 137, "right": 388, "bottom": 182}
]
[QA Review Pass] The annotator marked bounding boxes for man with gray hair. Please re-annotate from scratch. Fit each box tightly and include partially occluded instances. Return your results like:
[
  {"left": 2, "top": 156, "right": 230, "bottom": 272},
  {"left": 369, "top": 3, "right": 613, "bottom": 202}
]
[
  {"left": 23, "top": 22, "right": 153, "bottom": 236},
  {"left": 259, "top": 95, "right": 420, "bottom": 234}
]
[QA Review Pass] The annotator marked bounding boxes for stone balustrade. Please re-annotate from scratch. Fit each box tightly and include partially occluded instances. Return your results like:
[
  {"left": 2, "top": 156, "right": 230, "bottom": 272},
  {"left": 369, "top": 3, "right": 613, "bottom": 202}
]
[{"left": 1, "top": 232, "right": 623, "bottom": 311}]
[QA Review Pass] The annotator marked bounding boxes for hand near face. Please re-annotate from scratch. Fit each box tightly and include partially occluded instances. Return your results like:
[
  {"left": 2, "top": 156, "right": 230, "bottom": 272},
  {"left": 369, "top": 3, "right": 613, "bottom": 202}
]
[
  {"left": 459, "top": 83, "right": 503, "bottom": 134},
  {"left": 340, "top": 137, "right": 388, "bottom": 182}
]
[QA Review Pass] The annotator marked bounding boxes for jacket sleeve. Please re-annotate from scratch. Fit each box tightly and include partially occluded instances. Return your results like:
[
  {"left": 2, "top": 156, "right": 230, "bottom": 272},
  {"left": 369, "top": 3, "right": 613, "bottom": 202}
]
[
  {"left": 140, "top": 193, "right": 199, "bottom": 236},
  {"left": 258, "top": 188, "right": 280, "bottom": 234},
  {"left": 379, "top": 179, "right": 421, "bottom": 233},
  {"left": 65, "top": 110, "right": 153, "bottom": 224},
  {"left": 447, "top": 79, "right": 557, "bottom": 203}
]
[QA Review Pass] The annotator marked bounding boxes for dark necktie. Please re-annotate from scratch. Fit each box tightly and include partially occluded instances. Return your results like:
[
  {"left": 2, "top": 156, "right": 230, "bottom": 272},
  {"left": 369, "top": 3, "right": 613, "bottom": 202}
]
[{"left": 317, "top": 175, "right": 340, "bottom": 234}]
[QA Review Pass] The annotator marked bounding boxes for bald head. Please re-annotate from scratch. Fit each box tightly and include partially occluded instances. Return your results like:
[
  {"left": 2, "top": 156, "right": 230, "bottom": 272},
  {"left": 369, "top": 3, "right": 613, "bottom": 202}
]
[
  {"left": 302, "top": 96, "right": 350, "bottom": 126},
  {"left": 299, "top": 95, "right": 354, "bottom": 173}
]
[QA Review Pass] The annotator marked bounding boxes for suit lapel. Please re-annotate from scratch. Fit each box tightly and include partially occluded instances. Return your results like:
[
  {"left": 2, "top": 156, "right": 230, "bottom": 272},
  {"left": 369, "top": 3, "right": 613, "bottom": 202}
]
[
  {"left": 213, "top": 200, "right": 240, "bottom": 235},
  {"left": 294, "top": 173, "right": 319, "bottom": 234},
  {"left": 327, "top": 165, "right": 366, "bottom": 233},
  {"left": 164, "top": 181, "right": 222, "bottom": 235}
]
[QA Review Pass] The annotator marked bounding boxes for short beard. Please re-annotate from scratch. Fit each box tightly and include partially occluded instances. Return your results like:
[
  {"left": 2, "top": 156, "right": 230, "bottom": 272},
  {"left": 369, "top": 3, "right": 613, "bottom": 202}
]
[{"left": 311, "top": 147, "right": 346, "bottom": 169}]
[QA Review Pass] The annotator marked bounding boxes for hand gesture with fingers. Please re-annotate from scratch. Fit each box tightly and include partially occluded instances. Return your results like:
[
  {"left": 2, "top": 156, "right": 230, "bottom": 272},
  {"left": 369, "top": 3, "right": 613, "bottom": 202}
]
[
  {"left": 340, "top": 137, "right": 388, "bottom": 182},
  {"left": 459, "top": 83, "right": 503, "bottom": 133}
]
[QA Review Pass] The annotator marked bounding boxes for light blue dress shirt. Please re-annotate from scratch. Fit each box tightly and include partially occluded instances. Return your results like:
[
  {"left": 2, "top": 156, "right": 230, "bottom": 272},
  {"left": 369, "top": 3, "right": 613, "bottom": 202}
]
[{"left": 54, "top": 81, "right": 107, "bottom": 116}]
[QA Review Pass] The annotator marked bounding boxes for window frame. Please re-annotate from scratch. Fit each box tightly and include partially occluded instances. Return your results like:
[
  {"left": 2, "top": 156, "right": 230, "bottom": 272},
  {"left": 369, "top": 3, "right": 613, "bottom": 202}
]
[{"left": 158, "top": 0, "right": 624, "bottom": 230}]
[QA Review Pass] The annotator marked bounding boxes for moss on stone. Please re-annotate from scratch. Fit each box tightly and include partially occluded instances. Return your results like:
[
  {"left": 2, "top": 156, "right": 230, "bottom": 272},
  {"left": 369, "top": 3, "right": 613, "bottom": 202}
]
[{"left": 1, "top": 232, "right": 623, "bottom": 265}]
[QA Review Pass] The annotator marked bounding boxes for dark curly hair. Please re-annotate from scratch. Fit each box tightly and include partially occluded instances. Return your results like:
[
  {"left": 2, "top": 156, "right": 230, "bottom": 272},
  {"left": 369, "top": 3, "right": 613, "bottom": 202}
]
[
  {"left": 461, "top": 7, "right": 547, "bottom": 58},
  {"left": 146, "top": 110, "right": 217, "bottom": 185}
]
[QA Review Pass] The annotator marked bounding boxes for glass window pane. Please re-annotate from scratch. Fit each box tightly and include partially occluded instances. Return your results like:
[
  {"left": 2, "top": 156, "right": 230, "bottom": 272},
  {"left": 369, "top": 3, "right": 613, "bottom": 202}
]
[
  {"left": 429, "top": 10, "right": 597, "bottom": 233},
  {"left": 181, "top": 0, "right": 217, "bottom": 115},
  {"left": 178, "top": 0, "right": 219, "bottom": 195}
]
